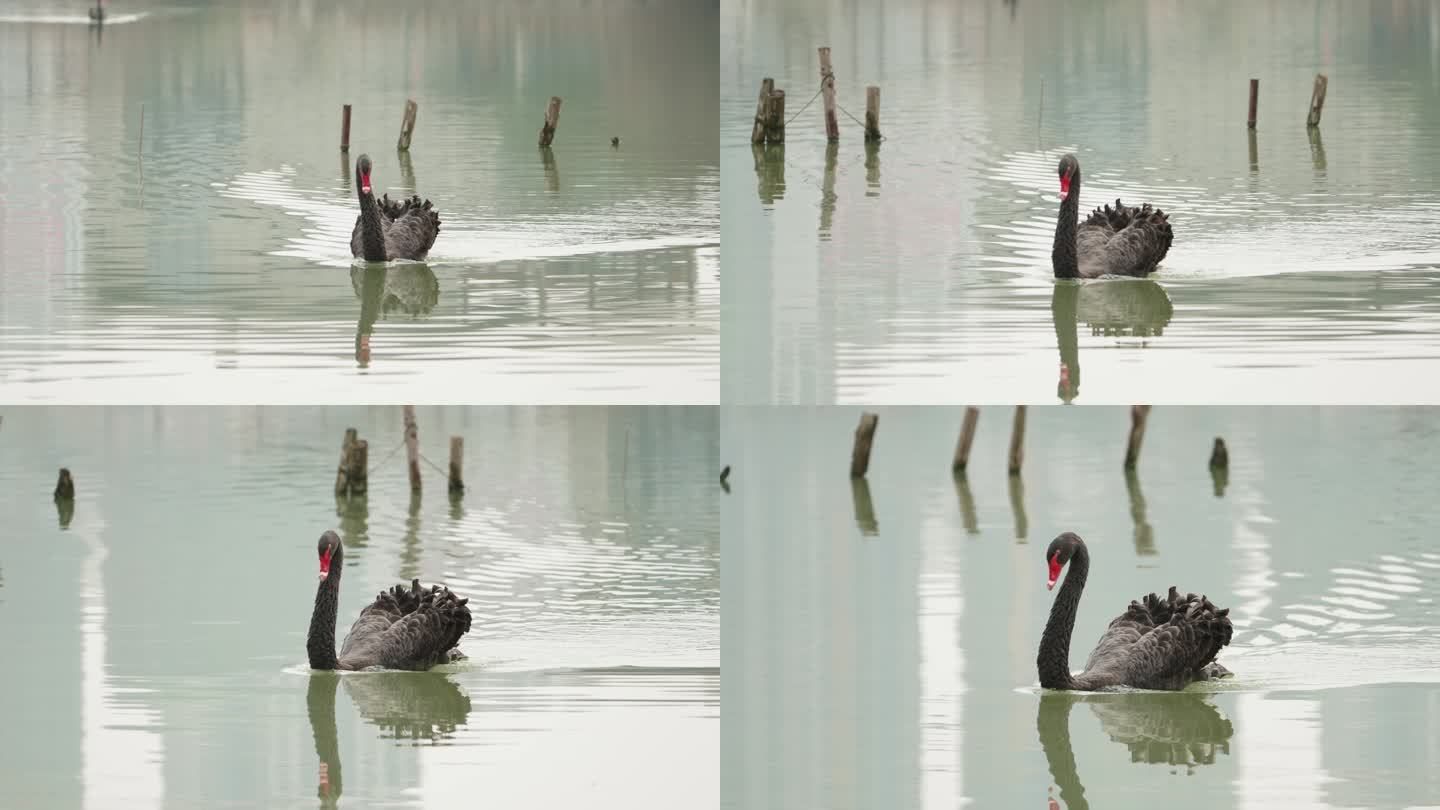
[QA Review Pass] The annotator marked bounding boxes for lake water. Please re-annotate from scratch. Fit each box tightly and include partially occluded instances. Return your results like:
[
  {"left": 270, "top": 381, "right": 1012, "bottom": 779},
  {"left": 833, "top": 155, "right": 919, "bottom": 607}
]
[
  {"left": 0, "top": 0, "right": 718, "bottom": 403},
  {"left": 722, "top": 406, "right": 1440, "bottom": 809},
  {"left": 722, "top": 0, "right": 1440, "bottom": 404},
  {"left": 0, "top": 405, "right": 719, "bottom": 809}
]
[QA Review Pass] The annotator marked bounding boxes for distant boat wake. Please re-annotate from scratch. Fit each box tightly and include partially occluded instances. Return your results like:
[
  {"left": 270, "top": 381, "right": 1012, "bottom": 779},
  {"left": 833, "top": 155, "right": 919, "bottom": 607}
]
[{"left": 216, "top": 166, "right": 719, "bottom": 268}]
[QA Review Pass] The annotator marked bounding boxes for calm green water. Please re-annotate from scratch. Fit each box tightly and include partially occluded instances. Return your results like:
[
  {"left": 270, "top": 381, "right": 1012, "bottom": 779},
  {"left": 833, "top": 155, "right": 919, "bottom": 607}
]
[
  {"left": 722, "top": 406, "right": 1440, "bottom": 809},
  {"left": 0, "top": 1, "right": 718, "bottom": 403},
  {"left": 722, "top": 1, "right": 1440, "bottom": 404},
  {"left": 0, "top": 406, "right": 719, "bottom": 809}
]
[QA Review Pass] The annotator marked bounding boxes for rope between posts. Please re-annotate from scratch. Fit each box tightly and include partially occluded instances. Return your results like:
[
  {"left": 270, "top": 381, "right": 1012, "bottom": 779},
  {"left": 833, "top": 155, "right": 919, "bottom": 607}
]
[
  {"left": 783, "top": 86, "right": 825, "bottom": 127},
  {"left": 418, "top": 451, "right": 448, "bottom": 477},
  {"left": 375, "top": 439, "right": 406, "bottom": 468}
]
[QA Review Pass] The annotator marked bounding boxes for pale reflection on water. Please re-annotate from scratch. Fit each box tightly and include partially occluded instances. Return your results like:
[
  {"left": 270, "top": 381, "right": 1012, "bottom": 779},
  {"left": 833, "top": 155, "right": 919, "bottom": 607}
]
[{"left": 722, "top": 406, "right": 1440, "bottom": 809}]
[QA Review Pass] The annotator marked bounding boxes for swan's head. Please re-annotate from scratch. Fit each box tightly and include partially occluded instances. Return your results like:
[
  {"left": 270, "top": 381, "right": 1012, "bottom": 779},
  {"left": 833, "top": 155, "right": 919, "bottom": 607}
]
[
  {"left": 317, "top": 530, "right": 342, "bottom": 581},
  {"left": 1045, "top": 531, "right": 1084, "bottom": 590},
  {"left": 1057, "top": 154, "right": 1080, "bottom": 201},
  {"left": 355, "top": 154, "right": 374, "bottom": 195}
]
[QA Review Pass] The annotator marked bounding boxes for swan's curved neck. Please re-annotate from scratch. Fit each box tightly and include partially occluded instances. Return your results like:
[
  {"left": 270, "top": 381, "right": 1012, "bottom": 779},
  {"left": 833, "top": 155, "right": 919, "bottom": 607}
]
[
  {"left": 1038, "top": 543, "right": 1089, "bottom": 689},
  {"left": 356, "top": 189, "right": 387, "bottom": 262},
  {"left": 1052, "top": 175, "right": 1081, "bottom": 280},
  {"left": 307, "top": 552, "right": 342, "bottom": 670}
]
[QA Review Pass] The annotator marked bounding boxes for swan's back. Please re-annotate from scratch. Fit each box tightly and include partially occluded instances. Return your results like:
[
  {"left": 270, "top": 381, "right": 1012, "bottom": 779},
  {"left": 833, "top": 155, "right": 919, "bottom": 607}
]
[
  {"left": 350, "top": 194, "right": 443, "bottom": 262},
  {"left": 1079, "top": 586, "right": 1232, "bottom": 690},
  {"left": 338, "top": 579, "right": 472, "bottom": 671},
  {"left": 1076, "top": 200, "right": 1173, "bottom": 278}
]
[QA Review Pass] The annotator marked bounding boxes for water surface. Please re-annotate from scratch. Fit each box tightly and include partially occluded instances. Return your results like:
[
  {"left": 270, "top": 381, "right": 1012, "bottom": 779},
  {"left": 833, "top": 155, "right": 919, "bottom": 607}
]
[
  {"left": 0, "top": 405, "right": 718, "bottom": 809},
  {"left": 722, "top": 1, "right": 1440, "bottom": 404},
  {"left": 0, "top": 1, "right": 718, "bottom": 403},
  {"left": 722, "top": 406, "right": 1440, "bottom": 808}
]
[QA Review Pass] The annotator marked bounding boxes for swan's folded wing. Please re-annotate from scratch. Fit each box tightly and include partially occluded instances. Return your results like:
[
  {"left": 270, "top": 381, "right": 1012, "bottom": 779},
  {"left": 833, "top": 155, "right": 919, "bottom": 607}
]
[
  {"left": 1101, "top": 204, "right": 1173, "bottom": 275},
  {"left": 368, "top": 587, "right": 473, "bottom": 671},
  {"left": 382, "top": 196, "right": 441, "bottom": 260},
  {"left": 1116, "top": 593, "right": 1232, "bottom": 690}
]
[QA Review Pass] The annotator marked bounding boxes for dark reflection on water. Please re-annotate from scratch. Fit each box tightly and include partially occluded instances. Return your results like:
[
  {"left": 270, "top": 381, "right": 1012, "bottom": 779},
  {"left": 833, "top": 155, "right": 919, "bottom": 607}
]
[
  {"left": 308, "top": 672, "right": 473, "bottom": 807},
  {"left": 1038, "top": 693, "right": 1234, "bottom": 810},
  {"left": 1052, "top": 281, "right": 1174, "bottom": 403},
  {"left": 351, "top": 264, "right": 441, "bottom": 366}
]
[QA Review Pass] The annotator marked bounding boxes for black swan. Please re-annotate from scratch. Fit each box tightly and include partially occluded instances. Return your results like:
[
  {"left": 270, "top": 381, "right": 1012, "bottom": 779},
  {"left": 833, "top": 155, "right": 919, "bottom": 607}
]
[
  {"left": 1052, "top": 154, "right": 1173, "bottom": 279},
  {"left": 306, "top": 530, "right": 472, "bottom": 671},
  {"left": 350, "top": 154, "right": 441, "bottom": 262},
  {"left": 1038, "top": 532, "right": 1233, "bottom": 691}
]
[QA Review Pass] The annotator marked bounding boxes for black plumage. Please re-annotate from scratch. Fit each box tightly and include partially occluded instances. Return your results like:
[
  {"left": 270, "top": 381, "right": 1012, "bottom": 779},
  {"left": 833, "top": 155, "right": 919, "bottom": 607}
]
[
  {"left": 1052, "top": 154, "right": 1173, "bottom": 279},
  {"left": 306, "top": 531, "right": 472, "bottom": 671},
  {"left": 1037, "top": 532, "right": 1233, "bottom": 691},
  {"left": 349, "top": 154, "right": 441, "bottom": 262}
]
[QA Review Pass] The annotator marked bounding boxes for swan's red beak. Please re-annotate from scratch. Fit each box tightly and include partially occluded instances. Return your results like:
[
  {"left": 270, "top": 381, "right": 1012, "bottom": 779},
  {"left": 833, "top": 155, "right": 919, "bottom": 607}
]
[
  {"left": 319, "top": 546, "right": 333, "bottom": 581},
  {"left": 1058, "top": 172, "right": 1071, "bottom": 202},
  {"left": 360, "top": 171, "right": 371, "bottom": 195},
  {"left": 1047, "top": 553, "right": 1062, "bottom": 590}
]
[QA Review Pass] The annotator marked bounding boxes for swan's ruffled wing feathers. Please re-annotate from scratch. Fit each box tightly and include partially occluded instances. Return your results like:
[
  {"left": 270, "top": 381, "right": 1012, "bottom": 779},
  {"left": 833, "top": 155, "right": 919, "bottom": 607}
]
[
  {"left": 336, "top": 581, "right": 418, "bottom": 661},
  {"left": 1080, "top": 587, "right": 1232, "bottom": 690},
  {"left": 381, "top": 195, "right": 442, "bottom": 261},
  {"left": 362, "top": 585, "right": 472, "bottom": 671},
  {"left": 1076, "top": 199, "right": 1174, "bottom": 278}
]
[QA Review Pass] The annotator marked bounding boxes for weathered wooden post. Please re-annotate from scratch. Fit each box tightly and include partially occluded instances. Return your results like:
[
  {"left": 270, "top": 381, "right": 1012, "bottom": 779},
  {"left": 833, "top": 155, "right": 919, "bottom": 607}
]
[
  {"left": 864, "top": 85, "right": 881, "bottom": 142},
  {"left": 766, "top": 88, "right": 786, "bottom": 144},
  {"left": 403, "top": 406, "right": 421, "bottom": 495},
  {"left": 448, "top": 436, "right": 465, "bottom": 495},
  {"left": 397, "top": 99, "right": 418, "bottom": 151},
  {"left": 818, "top": 47, "right": 839, "bottom": 142},
  {"left": 951, "top": 407, "right": 980, "bottom": 474},
  {"left": 341, "top": 104, "right": 352, "bottom": 151},
  {"left": 538, "top": 96, "right": 563, "bottom": 146},
  {"left": 850, "top": 412, "right": 879, "bottom": 478},
  {"left": 1247, "top": 79, "right": 1258, "bottom": 128},
  {"left": 1123, "top": 405, "right": 1152, "bottom": 470},
  {"left": 1209, "top": 437, "right": 1230, "bottom": 497},
  {"left": 1008, "top": 406, "right": 1027, "bottom": 476},
  {"left": 752, "top": 78, "right": 774, "bottom": 144},
  {"left": 1306, "top": 74, "right": 1328, "bottom": 128},
  {"left": 334, "top": 428, "right": 358, "bottom": 495},
  {"left": 1209, "top": 437, "right": 1229, "bottom": 469},
  {"left": 54, "top": 468, "right": 75, "bottom": 499},
  {"left": 348, "top": 439, "right": 369, "bottom": 496}
]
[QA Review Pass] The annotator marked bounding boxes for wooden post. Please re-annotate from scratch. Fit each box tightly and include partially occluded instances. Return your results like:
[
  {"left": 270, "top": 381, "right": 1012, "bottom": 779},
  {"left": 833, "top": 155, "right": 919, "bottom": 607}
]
[
  {"left": 850, "top": 412, "right": 879, "bottom": 478},
  {"left": 818, "top": 47, "right": 839, "bottom": 142},
  {"left": 952, "top": 407, "right": 980, "bottom": 474},
  {"left": 348, "top": 439, "right": 369, "bottom": 496},
  {"left": 54, "top": 468, "right": 75, "bottom": 500},
  {"left": 752, "top": 78, "right": 774, "bottom": 144},
  {"left": 864, "top": 85, "right": 881, "bottom": 142},
  {"left": 1306, "top": 73, "right": 1328, "bottom": 128},
  {"left": 341, "top": 104, "right": 352, "bottom": 151},
  {"left": 1247, "top": 79, "right": 1258, "bottom": 129},
  {"left": 334, "top": 428, "right": 358, "bottom": 495},
  {"left": 1123, "top": 405, "right": 1152, "bottom": 470},
  {"left": 766, "top": 89, "right": 786, "bottom": 144},
  {"left": 1210, "top": 437, "right": 1230, "bottom": 498},
  {"left": 448, "top": 436, "right": 465, "bottom": 495},
  {"left": 538, "top": 96, "right": 563, "bottom": 147},
  {"left": 1007, "top": 406, "right": 1026, "bottom": 476},
  {"left": 1209, "top": 437, "right": 1229, "bottom": 469},
  {"left": 397, "top": 99, "right": 418, "bottom": 151},
  {"left": 403, "top": 405, "right": 421, "bottom": 495}
]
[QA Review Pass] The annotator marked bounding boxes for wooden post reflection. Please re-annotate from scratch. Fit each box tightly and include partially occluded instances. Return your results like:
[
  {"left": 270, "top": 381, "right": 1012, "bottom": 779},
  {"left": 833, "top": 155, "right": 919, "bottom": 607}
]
[
  {"left": 1125, "top": 468, "right": 1156, "bottom": 555},
  {"left": 851, "top": 477, "right": 879, "bottom": 536}
]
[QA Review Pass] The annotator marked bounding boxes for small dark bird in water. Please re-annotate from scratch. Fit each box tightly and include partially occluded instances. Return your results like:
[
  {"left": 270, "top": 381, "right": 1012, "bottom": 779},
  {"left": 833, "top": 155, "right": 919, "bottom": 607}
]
[{"left": 611, "top": 137, "right": 620, "bottom": 148}]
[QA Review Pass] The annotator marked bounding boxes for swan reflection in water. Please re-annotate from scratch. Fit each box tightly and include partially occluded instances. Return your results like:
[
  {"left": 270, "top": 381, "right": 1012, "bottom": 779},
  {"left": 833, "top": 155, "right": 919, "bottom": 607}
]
[
  {"left": 307, "top": 672, "right": 472, "bottom": 807},
  {"left": 1052, "top": 280, "right": 1174, "bottom": 403},
  {"left": 351, "top": 264, "right": 440, "bottom": 366},
  {"left": 1036, "top": 692, "right": 1234, "bottom": 810}
]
